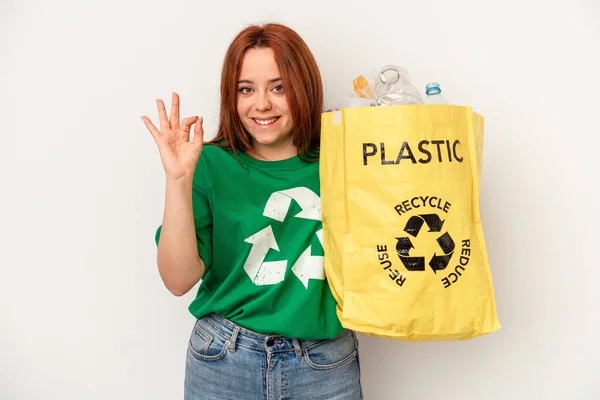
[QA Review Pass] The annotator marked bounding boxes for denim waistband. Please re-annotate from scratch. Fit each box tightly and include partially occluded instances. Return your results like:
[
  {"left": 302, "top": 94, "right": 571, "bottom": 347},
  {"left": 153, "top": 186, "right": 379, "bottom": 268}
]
[{"left": 201, "top": 313, "right": 349, "bottom": 357}]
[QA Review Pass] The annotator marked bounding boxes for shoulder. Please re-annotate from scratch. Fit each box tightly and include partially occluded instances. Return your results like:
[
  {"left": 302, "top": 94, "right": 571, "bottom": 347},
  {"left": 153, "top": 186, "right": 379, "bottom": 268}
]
[
  {"left": 197, "top": 143, "right": 243, "bottom": 170},
  {"left": 192, "top": 144, "right": 243, "bottom": 188},
  {"left": 200, "top": 143, "right": 234, "bottom": 161},
  {"left": 191, "top": 144, "right": 224, "bottom": 191}
]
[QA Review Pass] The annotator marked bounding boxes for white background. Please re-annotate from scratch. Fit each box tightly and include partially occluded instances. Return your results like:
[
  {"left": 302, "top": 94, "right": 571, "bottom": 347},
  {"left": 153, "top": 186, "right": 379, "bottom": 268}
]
[{"left": 1, "top": 0, "right": 599, "bottom": 398}]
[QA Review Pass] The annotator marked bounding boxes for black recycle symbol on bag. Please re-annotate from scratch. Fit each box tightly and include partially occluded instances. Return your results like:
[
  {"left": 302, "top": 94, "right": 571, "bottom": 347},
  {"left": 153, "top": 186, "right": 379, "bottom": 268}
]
[{"left": 395, "top": 214, "right": 455, "bottom": 273}]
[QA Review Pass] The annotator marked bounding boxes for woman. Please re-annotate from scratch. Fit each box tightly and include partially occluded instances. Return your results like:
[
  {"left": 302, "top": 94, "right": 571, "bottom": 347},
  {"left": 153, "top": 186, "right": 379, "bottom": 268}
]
[{"left": 142, "top": 23, "right": 362, "bottom": 399}]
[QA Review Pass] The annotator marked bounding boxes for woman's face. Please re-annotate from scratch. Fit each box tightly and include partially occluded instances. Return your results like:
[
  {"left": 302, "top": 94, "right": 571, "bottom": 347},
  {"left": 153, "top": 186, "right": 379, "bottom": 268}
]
[{"left": 236, "top": 47, "right": 295, "bottom": 160}]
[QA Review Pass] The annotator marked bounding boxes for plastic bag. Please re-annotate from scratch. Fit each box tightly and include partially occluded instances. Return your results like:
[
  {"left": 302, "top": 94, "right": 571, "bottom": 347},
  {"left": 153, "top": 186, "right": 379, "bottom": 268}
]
[
  {"left": 352, "top": 65, "right": 423, "bottom": 106},
  {"left": 320, "top": 104, "right": 501, "bottom": 341}
]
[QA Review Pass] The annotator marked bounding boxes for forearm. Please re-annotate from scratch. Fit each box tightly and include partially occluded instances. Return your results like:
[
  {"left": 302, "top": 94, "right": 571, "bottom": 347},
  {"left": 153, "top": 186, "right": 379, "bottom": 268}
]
[{"left": 157, "top": 177, "right": 205, "bottom": 296}]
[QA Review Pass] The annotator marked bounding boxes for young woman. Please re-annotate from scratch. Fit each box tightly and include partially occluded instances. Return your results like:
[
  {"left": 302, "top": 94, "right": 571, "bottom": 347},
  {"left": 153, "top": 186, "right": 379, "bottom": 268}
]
[{"left": 142, "top": 23, "right": 362, "bottom": 399}]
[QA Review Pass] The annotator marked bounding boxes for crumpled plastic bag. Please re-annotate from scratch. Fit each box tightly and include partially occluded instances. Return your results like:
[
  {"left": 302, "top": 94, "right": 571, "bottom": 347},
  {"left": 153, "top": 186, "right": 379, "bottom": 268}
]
[{"left": 353, "top": 65, "right": 423, "bottom": 106}]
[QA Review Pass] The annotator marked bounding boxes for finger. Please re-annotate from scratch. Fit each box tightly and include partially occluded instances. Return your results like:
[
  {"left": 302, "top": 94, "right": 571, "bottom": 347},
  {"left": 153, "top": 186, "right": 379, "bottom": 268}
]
[
  {"left": 192, "top": 117, "right": 204, "bottom": 150},
  {"left": 156, "top": 99, "right": 170, "bottom": 133},
  {"left": 179, "top": 116, "right": 199, "bottom": 139},
  {"left": 141, "top": 116, "right": 164, "bottom": 145},
  {"left": 169, "top": 92, "right": 180, "bottom": 132}
]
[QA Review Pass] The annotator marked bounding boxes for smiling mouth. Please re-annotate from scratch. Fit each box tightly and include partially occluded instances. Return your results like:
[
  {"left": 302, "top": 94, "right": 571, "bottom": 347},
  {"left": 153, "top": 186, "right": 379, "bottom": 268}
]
[{"left": 253, "top": 117, "right": 280, "bottom": 126}]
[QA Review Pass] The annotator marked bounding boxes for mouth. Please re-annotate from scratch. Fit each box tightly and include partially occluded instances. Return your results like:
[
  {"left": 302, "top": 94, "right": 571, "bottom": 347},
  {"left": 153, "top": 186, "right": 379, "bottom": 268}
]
[{"left": 252, "top": 117, "right": 280, "bottom": 127}]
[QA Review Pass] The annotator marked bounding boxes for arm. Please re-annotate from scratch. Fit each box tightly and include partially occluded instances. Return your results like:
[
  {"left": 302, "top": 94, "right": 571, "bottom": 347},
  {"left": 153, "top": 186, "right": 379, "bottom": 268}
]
[
  {"left": 142, "top": 92, "right": 206, "bottom": 296},
  {"left": 157, "top": 177, "right": 205, "bottom": 296}
]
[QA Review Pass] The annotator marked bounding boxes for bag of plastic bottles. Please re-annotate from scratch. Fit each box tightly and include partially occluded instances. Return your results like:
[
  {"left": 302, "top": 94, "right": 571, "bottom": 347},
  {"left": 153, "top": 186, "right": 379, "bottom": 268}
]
[{"left": 320, "top": 104, "right": 501, "bottom": 341}]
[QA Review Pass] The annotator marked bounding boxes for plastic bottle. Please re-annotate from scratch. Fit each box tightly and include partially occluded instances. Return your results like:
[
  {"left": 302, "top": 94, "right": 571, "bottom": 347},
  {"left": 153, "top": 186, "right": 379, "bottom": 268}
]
[{"left": 424, "top": 82, "right": 448, "bottom": 104}]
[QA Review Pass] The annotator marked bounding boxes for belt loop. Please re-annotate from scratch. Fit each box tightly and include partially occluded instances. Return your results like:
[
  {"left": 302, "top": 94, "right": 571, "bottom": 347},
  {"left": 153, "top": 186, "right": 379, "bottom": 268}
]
[
  {"left": 229, "top": 326, "right": 240, "bottom": 352},
  {"left": 292, "top": 338, "right": 302, "bottom": 358}
]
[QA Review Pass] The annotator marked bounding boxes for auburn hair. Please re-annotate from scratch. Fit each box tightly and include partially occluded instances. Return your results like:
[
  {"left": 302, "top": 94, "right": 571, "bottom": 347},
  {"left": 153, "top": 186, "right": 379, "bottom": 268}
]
[{"left": 209, "top": 23, "right": 323, "bottom": 161}]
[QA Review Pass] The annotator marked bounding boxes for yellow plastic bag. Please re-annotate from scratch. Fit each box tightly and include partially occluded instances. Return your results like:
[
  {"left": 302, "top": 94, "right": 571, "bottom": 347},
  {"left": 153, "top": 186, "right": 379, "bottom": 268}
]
[{"left": 320, "top": 105, "right": 501, "bottom": 341}]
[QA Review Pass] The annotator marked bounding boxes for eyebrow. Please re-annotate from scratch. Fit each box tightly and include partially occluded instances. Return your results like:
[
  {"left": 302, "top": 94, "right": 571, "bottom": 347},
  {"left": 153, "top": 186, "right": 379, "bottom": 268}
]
[{"left": 237, "top": 77, "right": 282, "bottom": 85}]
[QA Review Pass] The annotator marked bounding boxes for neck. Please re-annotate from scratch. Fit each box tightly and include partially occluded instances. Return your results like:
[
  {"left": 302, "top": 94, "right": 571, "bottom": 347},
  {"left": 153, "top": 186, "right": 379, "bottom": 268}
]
[{"left": 247, "top": 142, "right": 298, "bottom": 161}]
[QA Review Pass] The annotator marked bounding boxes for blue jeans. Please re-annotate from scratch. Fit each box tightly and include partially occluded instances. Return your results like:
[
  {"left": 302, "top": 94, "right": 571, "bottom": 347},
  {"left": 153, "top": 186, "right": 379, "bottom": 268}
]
[{"left": 184, "top": 313, "right": 363, "bottom": 399}]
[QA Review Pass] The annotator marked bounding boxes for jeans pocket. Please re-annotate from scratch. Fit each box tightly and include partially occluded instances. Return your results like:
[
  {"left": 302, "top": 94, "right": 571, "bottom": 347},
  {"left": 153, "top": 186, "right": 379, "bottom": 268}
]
[
  {"left": 187, "top": 318, "right": 228, "bottom": 362},
  {"left": 303, "top": 330, "right": 357, "bottom": 371}
]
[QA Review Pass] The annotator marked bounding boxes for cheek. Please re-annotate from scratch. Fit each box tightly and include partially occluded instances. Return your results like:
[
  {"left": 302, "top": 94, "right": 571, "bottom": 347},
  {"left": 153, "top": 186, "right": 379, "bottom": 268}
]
[
  {"left": 275, "top": 98, "right": 291, "bottom": 117},
  {"left": 237, "top": 98, "right": 250, "bottom": 118}
]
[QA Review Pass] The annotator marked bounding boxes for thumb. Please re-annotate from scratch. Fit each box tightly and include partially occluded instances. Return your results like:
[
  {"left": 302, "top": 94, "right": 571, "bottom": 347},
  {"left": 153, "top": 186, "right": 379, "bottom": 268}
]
[{"left": 192, "top": 117, "right": 204, "bottom": 150}]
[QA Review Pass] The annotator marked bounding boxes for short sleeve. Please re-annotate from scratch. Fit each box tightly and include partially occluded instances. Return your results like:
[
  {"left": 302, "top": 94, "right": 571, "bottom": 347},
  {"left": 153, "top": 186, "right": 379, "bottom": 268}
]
[{"left": 154, "top": 159, "right": 213, "bottom": 270}]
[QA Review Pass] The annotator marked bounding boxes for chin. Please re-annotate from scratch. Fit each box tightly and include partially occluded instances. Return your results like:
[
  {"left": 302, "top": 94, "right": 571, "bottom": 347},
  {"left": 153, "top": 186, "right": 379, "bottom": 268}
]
[
  {"left": 252, "top": 135, "right": 283, "bottom": 146},
  {"left": 248, "top": 130, "right": 291, "bottom": 147}
]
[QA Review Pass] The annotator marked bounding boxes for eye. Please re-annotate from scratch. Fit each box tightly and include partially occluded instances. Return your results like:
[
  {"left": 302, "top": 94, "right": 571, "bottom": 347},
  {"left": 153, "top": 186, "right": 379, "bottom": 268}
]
[
  {"left": 238, "top": 87, "right": 253, "bottom": 94},
  {"left": 272, "top": 85, "right": 284, "bottom": 93}
]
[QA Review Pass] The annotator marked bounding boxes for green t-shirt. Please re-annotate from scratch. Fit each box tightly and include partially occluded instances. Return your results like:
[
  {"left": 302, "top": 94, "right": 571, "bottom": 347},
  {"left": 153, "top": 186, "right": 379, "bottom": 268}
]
[{"left": 155, "top": 144, "right": 343, "bottom": 340}]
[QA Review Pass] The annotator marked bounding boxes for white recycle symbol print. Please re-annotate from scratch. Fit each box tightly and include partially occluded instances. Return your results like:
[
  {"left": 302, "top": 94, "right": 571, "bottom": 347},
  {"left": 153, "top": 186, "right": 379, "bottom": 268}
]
[{"left": 243, "top": 187, "right": 324, "bottom": 289}]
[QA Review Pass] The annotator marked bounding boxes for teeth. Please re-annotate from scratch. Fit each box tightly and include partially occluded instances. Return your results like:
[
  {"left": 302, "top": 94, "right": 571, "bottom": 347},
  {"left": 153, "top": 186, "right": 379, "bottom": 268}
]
[{"left": 255, "top": 118, "right": 277, "bottom": 125}]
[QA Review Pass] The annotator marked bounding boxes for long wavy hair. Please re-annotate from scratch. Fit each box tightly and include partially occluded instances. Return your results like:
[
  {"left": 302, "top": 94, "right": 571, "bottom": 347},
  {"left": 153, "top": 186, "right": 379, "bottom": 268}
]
[{"left": 209, "top": 23, "right": 323, "bottom": 162}]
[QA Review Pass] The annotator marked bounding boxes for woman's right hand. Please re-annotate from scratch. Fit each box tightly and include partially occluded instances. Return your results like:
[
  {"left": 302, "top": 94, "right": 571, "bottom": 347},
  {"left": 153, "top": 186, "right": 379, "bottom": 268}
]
[{"left": 142, "top": 92, "right": 204, "bottom": 181}]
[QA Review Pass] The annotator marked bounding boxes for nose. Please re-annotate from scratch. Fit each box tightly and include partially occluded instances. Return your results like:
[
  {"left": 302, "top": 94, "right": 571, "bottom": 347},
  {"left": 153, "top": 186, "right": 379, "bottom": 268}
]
[{"left": 255, "top": 92, "right": 272, "bottom": 112}]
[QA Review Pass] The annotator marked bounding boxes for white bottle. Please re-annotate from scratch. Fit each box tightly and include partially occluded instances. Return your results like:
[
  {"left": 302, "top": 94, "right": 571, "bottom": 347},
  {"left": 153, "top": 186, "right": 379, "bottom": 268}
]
[{"left": 424, "top": 82, "right": 448, "bottom": 104}]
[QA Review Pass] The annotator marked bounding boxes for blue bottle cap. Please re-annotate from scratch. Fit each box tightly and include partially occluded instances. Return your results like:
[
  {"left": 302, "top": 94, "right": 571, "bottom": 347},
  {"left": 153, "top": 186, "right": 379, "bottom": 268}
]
[{"left": 426, "top": 82, "right": 441, "bottom": 95}]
